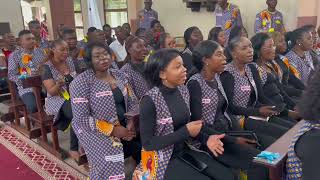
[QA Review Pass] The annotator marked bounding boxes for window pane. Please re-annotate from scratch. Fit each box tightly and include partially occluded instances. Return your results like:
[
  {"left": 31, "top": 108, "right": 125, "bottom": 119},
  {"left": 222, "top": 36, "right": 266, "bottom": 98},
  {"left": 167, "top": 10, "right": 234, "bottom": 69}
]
[
  {"left": 74, "top": 13, "right": 83, "bottom": 27},
  {"left": 76, "top": 28, "right": 84, "bottom": 41},
  {"left": 74, "top": 0, "right": 81, "bottom": 11},
  {"left": 104, "top": 0, "right": 127, "bottom": 9},
  {"left": 105, "top": 11, "right": 128, "bottom": 27}
]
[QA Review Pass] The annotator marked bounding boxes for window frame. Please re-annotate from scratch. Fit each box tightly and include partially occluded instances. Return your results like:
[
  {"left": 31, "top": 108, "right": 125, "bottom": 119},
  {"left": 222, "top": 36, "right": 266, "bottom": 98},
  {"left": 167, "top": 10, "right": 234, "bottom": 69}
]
[
  {"left": 103, "top": 0, "right": 129, "bottom": 27},
  {"left": 74, "top": 0, "right": 84, "bottom": 40}
]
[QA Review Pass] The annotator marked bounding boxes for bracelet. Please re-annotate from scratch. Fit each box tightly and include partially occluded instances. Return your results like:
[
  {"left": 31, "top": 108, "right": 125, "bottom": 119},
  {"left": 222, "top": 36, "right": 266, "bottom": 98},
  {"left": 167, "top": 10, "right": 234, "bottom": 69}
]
[{"left": 96, "top": 120, "right": 114, "bottom": 136}]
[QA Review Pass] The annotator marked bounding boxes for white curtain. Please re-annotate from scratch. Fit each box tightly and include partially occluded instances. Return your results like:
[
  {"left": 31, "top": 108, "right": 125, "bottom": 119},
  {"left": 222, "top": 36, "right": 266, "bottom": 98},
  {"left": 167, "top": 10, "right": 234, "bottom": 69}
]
[{"left": 87, "top": 0, "right": 102, "bottom": 29}]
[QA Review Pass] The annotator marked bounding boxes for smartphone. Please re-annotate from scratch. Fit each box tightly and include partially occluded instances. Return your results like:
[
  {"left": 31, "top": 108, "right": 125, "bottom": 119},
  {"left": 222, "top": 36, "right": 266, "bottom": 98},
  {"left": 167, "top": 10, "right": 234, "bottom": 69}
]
[{"left": 179, "top": 152, "right": 207, "bottom": 172}]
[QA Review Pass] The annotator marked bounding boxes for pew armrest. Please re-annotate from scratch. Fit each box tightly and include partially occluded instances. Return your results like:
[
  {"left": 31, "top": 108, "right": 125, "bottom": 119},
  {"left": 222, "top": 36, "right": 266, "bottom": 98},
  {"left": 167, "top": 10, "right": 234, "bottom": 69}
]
[{"left": 253, "top": 120, "right": 305, "bottom": 168}]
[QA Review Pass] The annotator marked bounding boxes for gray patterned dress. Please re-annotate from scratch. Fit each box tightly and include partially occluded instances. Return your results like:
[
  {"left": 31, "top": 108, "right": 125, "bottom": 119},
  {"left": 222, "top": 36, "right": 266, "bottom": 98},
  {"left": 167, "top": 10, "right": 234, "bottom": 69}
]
[
  {"left": 142, "top": 85, "right": 190, "bottom": 180},
  {"left": 43, "top": 57, "right": 77, "bottom": 123},
  {"left": 120, "top": 63, "right": 149, "bottom": 100},
  {"left": 70, "top": 69, "right": 138, "bottom": 180}
]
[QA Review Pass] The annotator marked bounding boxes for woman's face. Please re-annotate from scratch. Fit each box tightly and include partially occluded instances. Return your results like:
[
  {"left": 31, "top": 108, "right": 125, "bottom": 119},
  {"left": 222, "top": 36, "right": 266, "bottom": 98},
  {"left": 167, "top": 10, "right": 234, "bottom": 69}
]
[
  {"left": 217, "top": 31, "right": 226, "bottom": 46},
  {"left": 164, "top": 36, "right": 176, "bottom": 49},
  {"left": 128, "top": 39, "right": 148, "bottom": 62},
  {"left": 189, "top": 29, "right": 203, "bottom": 48},
  {"left": 274, "top": 34, "right": 287, "bottom": 54},
  {"left": 205, "top": 46, "right": 227, "bottom": 73},
  {"left": 260, "top": 38, "right": 276, "bottom": 62},
  {"left": 53, "top": 41, "right": 69, "bottom": 62},
  {"left": 232, "top": 37, "right": 254, "bottom": 64},
  {"left": 91, "top": 47, "right": 112, "bottom": 72},
  {"left": 299, "top": 32, "right": 313, "bottom": 51},
  {"left": 160, "top": 56, "right": 187, "bottom": 86}
]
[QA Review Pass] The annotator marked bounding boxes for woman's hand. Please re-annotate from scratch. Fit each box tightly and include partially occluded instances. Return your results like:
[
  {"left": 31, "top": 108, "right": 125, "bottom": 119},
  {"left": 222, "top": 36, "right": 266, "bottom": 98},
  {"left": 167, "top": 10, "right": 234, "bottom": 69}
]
[
  {"left": 288, "top": 110, "right": 301, "bottom": 120},
  {"left": 111, "top": 126, "right": 130, "bottom": 139},
  {"left": 259, "top": 106, "right": 278, "bottom": 117},
  {"left": 186, "top": 120, "right": 203, "bottom": 137},
  {"left": 207, "top": 134, "right": 225, "bottom": 157}
]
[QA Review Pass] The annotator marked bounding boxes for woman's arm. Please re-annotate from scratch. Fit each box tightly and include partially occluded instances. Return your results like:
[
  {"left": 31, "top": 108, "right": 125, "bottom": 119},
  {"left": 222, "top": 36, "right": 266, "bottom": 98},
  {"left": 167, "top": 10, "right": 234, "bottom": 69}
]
[
  {"left": 220, "top": 71, "right": 260, "bottom": 116},
  {"left": 140, "top": 96, "right": 190, "bottom": 151}
]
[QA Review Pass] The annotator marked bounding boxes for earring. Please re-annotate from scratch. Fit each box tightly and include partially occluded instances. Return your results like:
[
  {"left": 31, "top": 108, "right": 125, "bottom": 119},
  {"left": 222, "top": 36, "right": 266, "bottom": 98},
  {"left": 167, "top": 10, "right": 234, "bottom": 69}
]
[
  {"left": 206, "top": 63, "right": 209, "bottom": 66},
  {"left": 299, "top": 43, "right": 302, "bottom": 46}
]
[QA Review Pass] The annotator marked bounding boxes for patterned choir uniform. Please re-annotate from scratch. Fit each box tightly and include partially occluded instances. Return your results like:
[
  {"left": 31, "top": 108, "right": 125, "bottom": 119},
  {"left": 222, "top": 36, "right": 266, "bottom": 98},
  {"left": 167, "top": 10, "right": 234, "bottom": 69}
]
[
  {"left": 36, "top": 38, "right": 50, "bottom": 55},
  {"left": 286, "top": 121, "right": 320, "bottom": 179},
  {"left": 44, "top": 57, "right": 77, "bottom": 124},
  {"left": 224, "top": 62, "right": 258, "bottom": 113},
  {"left": 215, "top": 3, "right": 243, "bottom": 41},
  {"left": 254, "top": 10, "right": 285, "bottom": 33},
  {"left": 8, "top": 48, "right": 46, "bottom": 97},
  {"left": 286, "top": 50, "right": 315, "bottom": 85},
  {"left": 188, "top": 73, "right": 232, "bottom": 127},
  {"left": 138, "top": 9, "right": 158, "bottom": 30},
  {"left": 120, "top": 63, "right": 149, "bottom": 100},
  {"left": 137, "top": 85, "right": 190, "bottom": 180},
  {"left": 70, "top": 69, "right": 138, "bottom": 179}
]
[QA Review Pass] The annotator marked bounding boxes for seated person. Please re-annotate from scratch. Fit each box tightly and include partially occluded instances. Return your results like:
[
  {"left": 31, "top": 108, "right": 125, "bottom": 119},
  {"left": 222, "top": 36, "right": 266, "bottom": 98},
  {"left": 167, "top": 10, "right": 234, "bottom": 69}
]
[
  {"left": 8, "top": 30, "right": 46, "bottom": 113},
  {"left": 269, "top": 31, "right": 304, "bottom": 98},
  {"left": 41, "top": 39, "right": 80, "bottom": 160},
  {"left": 134, "top": 49, "right": 236, "bottom": 180},
  {"left": 286, "top": 68, "right": 320, "bottom": 180},
  {"left": 70, "top": 42, "right": 140, "bottom": 179},
  {"left": 251, "top": 33, "right": 300, "bottom": 118},
  {"left": 120, "top": 36, "right": 149, "bottom": 100},
  {"left": 220, "top": 36, "right": 293, "bottom": 147},
  {"left": 188, "top": 40, "right": 268, "bottom": 179}
]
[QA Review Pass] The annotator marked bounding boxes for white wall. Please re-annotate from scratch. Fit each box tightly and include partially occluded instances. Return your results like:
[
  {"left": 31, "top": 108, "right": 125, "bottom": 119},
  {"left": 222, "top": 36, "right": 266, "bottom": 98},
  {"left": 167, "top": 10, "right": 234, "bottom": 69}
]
[
  {"left": 151, "top": 0, "right": 298, "bottom": 38},
  {"left": 0, "top": 0, "right": 24, "bottom": 36}
]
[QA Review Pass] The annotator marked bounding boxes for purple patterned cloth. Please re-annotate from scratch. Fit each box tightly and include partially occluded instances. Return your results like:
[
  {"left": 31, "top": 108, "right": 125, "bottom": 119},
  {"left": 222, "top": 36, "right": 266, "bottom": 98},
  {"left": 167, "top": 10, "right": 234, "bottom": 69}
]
[
  {"left": 286, "top": 50, "right": 314, "bottom": 85},
  {"left": 44, "top": 57, "right": 77, "bottom": 123},
  {"left": 8, "top": 48, "right": 46, "bottom": 97},
  {"left": 224, "top": 62, "right": 258, "bottom": 109},
  {"left": 143, "top": 85, "right": 190, "bottom": 180},
  {"left": 215, "top": 3, "right": 243, "bottom": 40},
  {"left": 120, "top": 63, "right": 149, "bottom": 100},
  {"left": 70, "top": 68, "right": 138, "bottom": 179},
  {"left": 138, "top": 9, "right": 158, "bottom": 30},
  {"left": 254, "top": 10, "right": 285, "bottom": 33}
]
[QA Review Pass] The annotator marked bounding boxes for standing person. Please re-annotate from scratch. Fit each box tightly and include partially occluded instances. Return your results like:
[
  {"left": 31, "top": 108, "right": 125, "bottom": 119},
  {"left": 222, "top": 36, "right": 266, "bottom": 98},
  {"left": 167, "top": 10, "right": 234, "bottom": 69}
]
[
  {"left": 134, "top": 48, "right": 235, "bottom": 180},
  {"left": 103, "top": 24, "right": 115, "bottom": 46},
  {"left": 286, "top": 69, "right": 320, "bottom": 180},
  {"left": 8, "top": 30, "right": 46, "bottom": 113},
  {"left": 120, "top": 36, "right": 149, "bottom": 100},
  {"left": 181, "top": 26, "right": 203, "bottom": 79},
  {"left": 208, "top": 27, "right": 226, "bottom": 47},
  {"left": 215, "top": 0, "right": 243, "bottom": 41},
  {"left": 28, "top": 20, "right": 50, "bottom": 50},
  {"left": 70, "top": 42, "right": 139, "bottom": 179},
  {"left": 255, "top": 0, "right": 285, "bottom": 33},
  {"left": 285, "top": 27, "right": 315, "bottom": 85},
  {"left": 109, "top": 26, "right": 128, "bottom": 66},
  {"left": 137, "top": 0, "right": 158, "bottom": 30},
  {"left": 41, "top": 39, "right": 80, "bottom": 160}
]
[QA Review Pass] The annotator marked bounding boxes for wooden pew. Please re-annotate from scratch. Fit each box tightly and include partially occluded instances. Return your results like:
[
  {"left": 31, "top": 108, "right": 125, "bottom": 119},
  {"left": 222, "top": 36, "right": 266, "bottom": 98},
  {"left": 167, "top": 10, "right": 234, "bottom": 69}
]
[
  {"left": 22, "top": 75, "right": 63, "bottom": 159},
  {"left": 0, "top": 68, "right": 42, "bottom": 139},
  {"left": 253, "top": 120, "right": 305, "bottom": 180}
]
